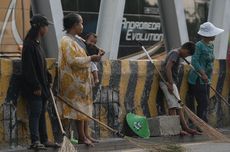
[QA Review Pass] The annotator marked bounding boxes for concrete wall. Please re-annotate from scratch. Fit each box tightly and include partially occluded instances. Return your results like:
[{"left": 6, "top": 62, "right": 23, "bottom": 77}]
[
  {"left": 0, "top": 58, "right": 230, "bottom": 144},
  {"left": 0, "top": 58, "right": 56, "bottom": 145},
  {"left": 93, "top": 59, "right": 230, "bottom": 137}
]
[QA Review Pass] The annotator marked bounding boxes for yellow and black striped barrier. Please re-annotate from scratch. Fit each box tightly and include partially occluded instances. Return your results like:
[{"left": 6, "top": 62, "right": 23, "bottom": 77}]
[{"left": 0, "top": 58, "right": 229, "bottom": 144}]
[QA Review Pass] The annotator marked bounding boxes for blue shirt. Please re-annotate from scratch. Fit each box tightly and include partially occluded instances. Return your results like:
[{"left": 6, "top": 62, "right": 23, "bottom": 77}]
[{"left": 188, "top": 41, "right": 214, "bottom": 85}]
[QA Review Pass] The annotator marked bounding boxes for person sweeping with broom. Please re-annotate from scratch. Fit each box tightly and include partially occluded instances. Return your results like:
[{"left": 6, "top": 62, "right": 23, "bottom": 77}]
[
  {"left": 187, "top": 22, "right": 224, "bottom": 123},
  {"left": 59, "top": 13, "right": 101, "bottom": 147},
  {"left": 160, "top": 42, "right": 201, "bottom": 135}
]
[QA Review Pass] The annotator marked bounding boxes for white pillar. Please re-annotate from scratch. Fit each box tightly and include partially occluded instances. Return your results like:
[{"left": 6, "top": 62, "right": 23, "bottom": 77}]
[
  {"left": 96, "top": 0, "right": 126, "bottom": 60},
  {"left": 31, "top": 0, "right": 64, "bottom": 58},
  {"left": 208, "top": 0, "right": 230, "bottom": 59},
  {"left": 158, "top": 0, "right": 189, "bottom": 51}
]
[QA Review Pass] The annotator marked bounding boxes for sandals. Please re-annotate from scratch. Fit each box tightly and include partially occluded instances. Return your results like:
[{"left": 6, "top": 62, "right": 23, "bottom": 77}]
[
  {"left": 29, "top": 141, "right": 47, "bottom": 150},
  {"left": 43, "top": 141, "right": 61, "bottom": 148},
  {"left": 180, "top": 130, "right": 191, "bottom": 136},
  {"left": 185, "top": 128, "right": 202, "bottom": 135},
  {"left": 78, "top": 138, "right": 95, "bottom": 147},
  {"left": 189, "top": 129, "right": 202, "bottom": 135},
  {"left": 88, "top": 137, "right": 99, "bottom": 143}
]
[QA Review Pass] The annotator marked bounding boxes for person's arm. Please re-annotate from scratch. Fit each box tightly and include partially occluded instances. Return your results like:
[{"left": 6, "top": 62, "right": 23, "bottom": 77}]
[
  {"left": 165, "top": 59, "right": 175, "bottom": 94},
  {"left": 21, "top": 45, "right": 41, "bottom": 95},
  {"left": 191, "top": 44, "right": 208, "bottom": 82},
  {"left": 62, "top": 39, "right": 101, "bottom": 69},
  {"left": 98, "top": 49, "right": 105, "bottom": 56}
]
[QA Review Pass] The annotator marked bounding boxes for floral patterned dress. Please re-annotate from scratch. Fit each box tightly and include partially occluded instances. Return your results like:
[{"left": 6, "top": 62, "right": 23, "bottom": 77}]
[{"left": 58, "top": 35, "right": 93, "bottom": 120}]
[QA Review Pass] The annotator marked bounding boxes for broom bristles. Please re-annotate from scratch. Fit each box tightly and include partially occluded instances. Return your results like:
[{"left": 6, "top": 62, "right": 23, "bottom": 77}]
[
  {"left": 58, "top": 136, "right": 76, "bottom": 152},
  {"left": 184, "top": 106, "right": 230, "bottom": 142}
]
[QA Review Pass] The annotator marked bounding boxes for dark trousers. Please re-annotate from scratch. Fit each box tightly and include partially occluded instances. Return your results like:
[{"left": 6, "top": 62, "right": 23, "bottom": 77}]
[
  {"left": 26, "top": 95, "right": 48, "bottom": 144},
  {"left": 187, "top": 80, "right": 210, "bottom": 122}
]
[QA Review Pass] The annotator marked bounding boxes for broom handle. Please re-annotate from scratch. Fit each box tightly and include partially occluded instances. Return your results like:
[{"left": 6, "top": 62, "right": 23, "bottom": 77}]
[
  {"left": 49, "top": 89, "right": 66, "bottom": 135},
  {"left": 138, "top": 42, "right": 167, "bottom": 85},
  {"left": 56, "top": 95, "right": 118, "bottom": 134},
  {"left": 182, "top": 57, "right": 203, "bottom": 78},
  {"left": 182, "top": 57, "right": 230, "bottom": 106}
]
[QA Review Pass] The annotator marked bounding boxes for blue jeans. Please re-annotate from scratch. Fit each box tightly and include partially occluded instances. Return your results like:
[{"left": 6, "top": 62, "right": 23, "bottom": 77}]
[{"left": 26, "top": 95, "right": 48, "bottom": 144}]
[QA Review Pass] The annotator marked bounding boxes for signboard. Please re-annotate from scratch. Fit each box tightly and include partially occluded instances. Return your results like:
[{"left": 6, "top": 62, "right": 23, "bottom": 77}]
[{"left": 118, "top": 15, "right": 163, "bottom": 58}]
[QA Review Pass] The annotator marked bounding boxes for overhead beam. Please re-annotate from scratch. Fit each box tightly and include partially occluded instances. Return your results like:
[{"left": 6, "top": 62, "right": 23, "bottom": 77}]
[
  {"left": 158, "top": 0, "right": 189, "bottom": 51},
  {"left": 31, "top": 0, "right": 64, "bottom": 58},
  {"left": 96, "top": 0, "right": 126, "bottom": 60}
]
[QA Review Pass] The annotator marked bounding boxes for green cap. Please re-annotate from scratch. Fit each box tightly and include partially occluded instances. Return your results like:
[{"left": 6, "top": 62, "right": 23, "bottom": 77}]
[{"left": 126, "top": 113, "right": 150, "bottom": 138}]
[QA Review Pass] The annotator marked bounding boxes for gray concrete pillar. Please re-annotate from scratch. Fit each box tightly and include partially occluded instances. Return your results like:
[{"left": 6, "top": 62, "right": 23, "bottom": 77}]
[
  {"left": 158, "top": 0, "right": 189, "bottom": 51},
  {"left": 208, "top": 0, "right": 230, "bottom": 59},
  {"left": 31, "top": 0, "right": 64, "bottom": 58},
  {"left": 96, "top": 0, "right": 126, "bottom": 60}
]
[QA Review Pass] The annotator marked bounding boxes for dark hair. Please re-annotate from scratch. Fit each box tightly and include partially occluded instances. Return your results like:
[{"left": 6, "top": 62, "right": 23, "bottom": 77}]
[
  {"left": 181, "top": 41, "right": 195, "bottom": 55},
  {"left": 24, "top": 27, "right": 40, "bottom": 41},
  {"left": 30, "top": 14, "right": 51, "bottom": 27},
  {"left": 24, "top": 14, "right": 50, "bottom": 41},
  {"left": 63, "top": 13, "right": 82, "bottom": 31},
  {"left": 85, "top": 33, "right": 97, "bottom": 40}
]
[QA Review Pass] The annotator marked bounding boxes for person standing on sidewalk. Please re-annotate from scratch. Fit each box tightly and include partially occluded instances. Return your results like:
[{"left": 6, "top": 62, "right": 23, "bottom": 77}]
[
  {"left": 187, "top": 22, "right": 224, "bottom": 122},
  {"left": 59, "top": 13, "right": 101, "bottom": 146},
  {"left": 160, "top": 42, "right": 201, "bottom": 135},
  {"left": 21, "top": 14, "right": 59, "bottom": 150}
]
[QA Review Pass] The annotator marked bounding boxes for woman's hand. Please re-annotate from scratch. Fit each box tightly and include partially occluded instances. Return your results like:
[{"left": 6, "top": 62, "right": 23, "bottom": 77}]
[
  {"left": 201, "top": 73, "right": 209, "bottom": 83},
  {"left": 33, "top": 89, "right": 42, "bottom": 96},
  {"left": 199, "top": 70, "right": 209, "bottom": 83},
  {"left": 98, "top": 49, "right": 105, "bottom": 56},
  {"left": 90, "top": 55, "right": 101, "bottom": 62}
]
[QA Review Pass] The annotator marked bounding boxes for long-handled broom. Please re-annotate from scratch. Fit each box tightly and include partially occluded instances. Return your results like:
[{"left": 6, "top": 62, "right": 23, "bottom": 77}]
[
  {"left": 56, "top": 95, "right": 152, "bottom": 149},
  {"left": 182, "top": 57, "right": 230, "bottom": 106},
  {"left": 56, "top": 95, "right": 186, "bottom": 151},
  {"left": 138, "top": 42, "right": 230, "bottom": 142},
  {"left": 56, "top": 95, "right": 123, "bottom": 137},
  {"left": 49, "top": 89, "right": 76, "bottom": 152}
]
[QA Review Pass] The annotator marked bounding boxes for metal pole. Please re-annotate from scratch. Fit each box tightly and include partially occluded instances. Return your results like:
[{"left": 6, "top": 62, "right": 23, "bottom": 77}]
[
  {"left": 96, "top": 0, "right": 126, "bottom": 59},
  {"left": 31, "top": 0, "right": 64, "bottom": 58},
  {"left": 158, "top": 0, "right": 189, "bottom": 51},
  {"left": 208, "top": 0, "right": 230, "bottom": 59}
]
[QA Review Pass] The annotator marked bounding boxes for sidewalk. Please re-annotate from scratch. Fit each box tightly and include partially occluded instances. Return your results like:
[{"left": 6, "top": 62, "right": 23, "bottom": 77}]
[
  {"left": 1, "top": 128, "right": 230, "bottom": 152},
  {"left": 183, "top": 142, "right": 230, "bottom": 152}
]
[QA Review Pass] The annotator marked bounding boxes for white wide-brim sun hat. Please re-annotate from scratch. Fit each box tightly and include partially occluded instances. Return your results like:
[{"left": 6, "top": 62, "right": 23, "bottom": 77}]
[{"left": 198, "top": 22, "right": 224, "bottom": 37}]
